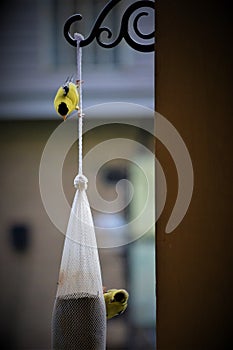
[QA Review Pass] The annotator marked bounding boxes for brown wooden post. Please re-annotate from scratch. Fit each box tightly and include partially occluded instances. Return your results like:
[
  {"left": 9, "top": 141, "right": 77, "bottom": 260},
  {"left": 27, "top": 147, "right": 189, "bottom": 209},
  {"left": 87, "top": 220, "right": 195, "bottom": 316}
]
[{"left": 156, "top": 1, "right": 233, "bottom": 349}]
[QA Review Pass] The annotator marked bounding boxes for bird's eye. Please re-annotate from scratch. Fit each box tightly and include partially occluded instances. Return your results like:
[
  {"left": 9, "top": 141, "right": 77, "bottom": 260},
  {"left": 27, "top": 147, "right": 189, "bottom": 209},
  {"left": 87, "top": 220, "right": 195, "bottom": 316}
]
[
  {"left": 114, "top": 292, "right": 126, "bottom": 302},
  {"left": 58, "top": 102, "right": 69, "bottom": 116}
]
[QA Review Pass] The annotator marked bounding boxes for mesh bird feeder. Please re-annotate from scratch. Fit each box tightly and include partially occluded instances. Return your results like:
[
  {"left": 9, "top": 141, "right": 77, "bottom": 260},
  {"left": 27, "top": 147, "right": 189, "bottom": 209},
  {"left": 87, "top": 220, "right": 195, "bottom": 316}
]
[{"left": 52, "top": 175, "right": 106, "bottom": 350}]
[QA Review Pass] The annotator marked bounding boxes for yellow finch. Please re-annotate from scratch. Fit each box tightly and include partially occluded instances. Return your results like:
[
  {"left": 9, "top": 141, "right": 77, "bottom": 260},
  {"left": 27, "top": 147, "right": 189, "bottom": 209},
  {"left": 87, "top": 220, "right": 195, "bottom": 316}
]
[
  {"left": 103, "top": 288, "right": 129, "bottom": 320},
  {"left": 54, "top": 78, "right": 80, "bottom": 120}
]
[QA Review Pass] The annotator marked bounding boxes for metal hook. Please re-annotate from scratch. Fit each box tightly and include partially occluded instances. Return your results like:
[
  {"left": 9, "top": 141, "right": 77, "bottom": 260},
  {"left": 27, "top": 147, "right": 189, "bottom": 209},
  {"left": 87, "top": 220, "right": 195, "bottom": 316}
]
[
  {"left": 63, "top": 14, "right": 83, "bottom": 47},
  {"left": 63, "top": 0, "right": 155, "bottom": 52}
]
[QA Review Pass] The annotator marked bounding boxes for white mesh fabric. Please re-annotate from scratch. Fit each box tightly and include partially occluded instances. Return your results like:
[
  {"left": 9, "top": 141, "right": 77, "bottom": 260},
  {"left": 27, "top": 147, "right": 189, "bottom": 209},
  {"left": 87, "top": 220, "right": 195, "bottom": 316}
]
[
  {"left": 52, "top": 175, "right": 106, "bottom": 350},
  {"left": 56, "top": 188, "right": 103, "bottom": 297}
]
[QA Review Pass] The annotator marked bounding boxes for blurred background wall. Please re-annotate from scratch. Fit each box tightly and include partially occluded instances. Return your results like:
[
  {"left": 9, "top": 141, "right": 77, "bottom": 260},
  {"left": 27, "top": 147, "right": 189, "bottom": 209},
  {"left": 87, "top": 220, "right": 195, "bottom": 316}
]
[{"left": 0, "top": 1, "right": 155, "bottom": 349}]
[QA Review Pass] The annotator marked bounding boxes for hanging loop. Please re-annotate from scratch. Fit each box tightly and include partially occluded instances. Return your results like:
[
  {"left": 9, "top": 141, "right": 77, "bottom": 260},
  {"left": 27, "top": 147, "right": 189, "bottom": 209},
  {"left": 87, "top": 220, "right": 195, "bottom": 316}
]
[
  {"left": 64, "top": 14, "right": 84, "bottom": 47},
  {"left": 63, "top": 0, "right": 155, "bottom": 52}
]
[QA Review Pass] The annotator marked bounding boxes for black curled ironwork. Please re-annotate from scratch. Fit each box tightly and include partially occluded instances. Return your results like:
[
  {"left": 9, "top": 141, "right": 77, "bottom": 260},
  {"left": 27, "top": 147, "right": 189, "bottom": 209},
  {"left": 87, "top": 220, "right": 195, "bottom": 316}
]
[{"left": 64, "top": 0, "right": 155, "bottom": 52}]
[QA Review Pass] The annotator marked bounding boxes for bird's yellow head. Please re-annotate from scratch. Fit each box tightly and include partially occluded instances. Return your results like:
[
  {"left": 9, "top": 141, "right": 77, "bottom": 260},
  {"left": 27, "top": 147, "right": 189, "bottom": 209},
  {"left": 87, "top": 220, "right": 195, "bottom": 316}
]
[{"left": 110, "top": 289, "right": 129, "bottom": 304}]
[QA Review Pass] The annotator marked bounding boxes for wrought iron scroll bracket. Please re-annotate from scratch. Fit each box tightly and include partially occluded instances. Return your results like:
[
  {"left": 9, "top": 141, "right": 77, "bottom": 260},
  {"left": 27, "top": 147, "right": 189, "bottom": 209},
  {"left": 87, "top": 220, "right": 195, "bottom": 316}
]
[{"left": 64, "top": 0, "right": 155, "bottom": 53}]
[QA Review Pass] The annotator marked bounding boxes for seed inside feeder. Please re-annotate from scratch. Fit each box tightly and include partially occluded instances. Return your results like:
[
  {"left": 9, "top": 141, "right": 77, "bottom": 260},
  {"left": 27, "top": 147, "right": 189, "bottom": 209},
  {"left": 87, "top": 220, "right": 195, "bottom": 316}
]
[{"left": 52, "top": 293, "right": 106, "bottom": 350}]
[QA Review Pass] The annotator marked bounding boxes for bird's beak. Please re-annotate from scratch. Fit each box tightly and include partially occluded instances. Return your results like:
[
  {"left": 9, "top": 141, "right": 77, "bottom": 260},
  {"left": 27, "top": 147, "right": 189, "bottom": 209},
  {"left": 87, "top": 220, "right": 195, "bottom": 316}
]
[{"left": 63, "top": 115, "right": 67, "bottom": 121}]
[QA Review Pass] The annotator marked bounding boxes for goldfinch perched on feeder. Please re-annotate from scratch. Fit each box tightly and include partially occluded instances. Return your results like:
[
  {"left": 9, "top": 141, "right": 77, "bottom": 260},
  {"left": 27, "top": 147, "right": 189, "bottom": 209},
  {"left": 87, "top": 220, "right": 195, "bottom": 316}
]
[
  {"left": 54, "top": 78, "right": 80, "bottom": 120},
  {"left": 103, "top": 288, "right": 129, "bottom": 320}
]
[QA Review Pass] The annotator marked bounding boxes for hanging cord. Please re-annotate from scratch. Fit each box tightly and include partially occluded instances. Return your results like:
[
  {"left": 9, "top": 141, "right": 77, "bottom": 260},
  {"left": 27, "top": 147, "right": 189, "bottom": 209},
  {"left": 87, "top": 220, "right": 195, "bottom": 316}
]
[
  {"left": 75, "top": 33, "right": 84, "bottom": 175},
  {"left": 73, "top": 33, "right": 88, "bottom": 191}
]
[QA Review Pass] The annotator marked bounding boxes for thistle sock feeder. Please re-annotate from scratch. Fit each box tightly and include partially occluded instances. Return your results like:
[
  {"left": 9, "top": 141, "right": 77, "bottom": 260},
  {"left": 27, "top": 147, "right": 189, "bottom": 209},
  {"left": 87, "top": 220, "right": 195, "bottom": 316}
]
[
  {"left": 52, "top": 175, "right": 106, "bottom": 350},
  {"left": 51, "top": 34, "right": 106, "bottom": 350}
]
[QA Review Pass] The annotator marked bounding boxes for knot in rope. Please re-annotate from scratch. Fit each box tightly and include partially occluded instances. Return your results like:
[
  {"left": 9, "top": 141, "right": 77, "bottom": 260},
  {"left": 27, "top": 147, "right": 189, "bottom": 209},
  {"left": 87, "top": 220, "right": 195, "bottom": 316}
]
[
  {"left": 74, "top": 174, "right": 88, "bottom": 190},
  {"left": 74, "top": 32, "right": 84, "bottom": 46}
]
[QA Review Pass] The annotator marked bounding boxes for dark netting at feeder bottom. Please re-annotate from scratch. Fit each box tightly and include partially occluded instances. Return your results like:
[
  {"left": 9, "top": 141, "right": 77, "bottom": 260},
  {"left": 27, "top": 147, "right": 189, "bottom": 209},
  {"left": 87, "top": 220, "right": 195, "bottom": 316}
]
[{"left": 52, "top": 293, "right": 106, "bottom": 350}]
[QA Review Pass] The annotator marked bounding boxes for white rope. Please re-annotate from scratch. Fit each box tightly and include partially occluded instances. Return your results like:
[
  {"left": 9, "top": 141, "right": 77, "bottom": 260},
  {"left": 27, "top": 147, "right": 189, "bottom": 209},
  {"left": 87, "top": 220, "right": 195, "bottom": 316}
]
[{"left": 74, "top": 33, "right": 84, "bottom": 178}]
